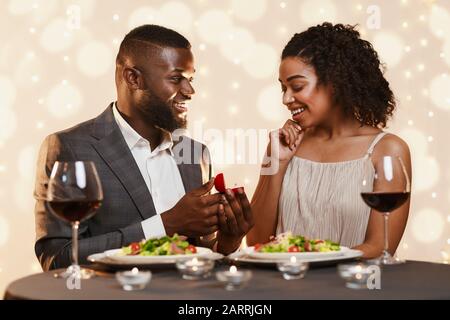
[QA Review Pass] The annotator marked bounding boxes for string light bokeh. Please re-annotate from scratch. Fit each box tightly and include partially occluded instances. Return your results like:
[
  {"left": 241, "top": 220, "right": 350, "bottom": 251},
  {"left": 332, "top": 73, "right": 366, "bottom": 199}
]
[{"left": 0, "top": 0, "right": 449, "bottom": 296}]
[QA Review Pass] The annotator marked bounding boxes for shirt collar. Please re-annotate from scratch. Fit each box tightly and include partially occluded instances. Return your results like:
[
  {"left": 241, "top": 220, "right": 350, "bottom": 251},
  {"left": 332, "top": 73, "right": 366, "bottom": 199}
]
[{"left": 112, "top": 102, "right": 174, "bottom": 156}]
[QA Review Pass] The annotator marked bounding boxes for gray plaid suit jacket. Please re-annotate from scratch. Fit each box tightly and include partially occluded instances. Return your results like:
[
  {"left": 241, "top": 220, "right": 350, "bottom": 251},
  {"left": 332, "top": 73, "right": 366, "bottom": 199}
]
[{"left": 34, "top": 103, "right": 212, "bottom": 271}]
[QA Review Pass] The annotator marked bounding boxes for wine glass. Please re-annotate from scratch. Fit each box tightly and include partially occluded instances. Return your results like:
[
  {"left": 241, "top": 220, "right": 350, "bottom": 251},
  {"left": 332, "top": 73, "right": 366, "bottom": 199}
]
[
  {"left": 46, "top": 161, "right": 103, "bottom": 279},
  {"left": 361, "top": 156, "right": 410, "bottom": 265}
]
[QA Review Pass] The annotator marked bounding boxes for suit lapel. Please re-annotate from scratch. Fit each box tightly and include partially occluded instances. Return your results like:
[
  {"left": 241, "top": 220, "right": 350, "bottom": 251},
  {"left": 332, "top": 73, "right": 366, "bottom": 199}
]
[
  {"left": 90, "top": 105, "right": 203, "bottom": 221},
  {"left": 176, "top": 162, "right": 198, "bottom": 193},
  {"left": 172, "top": 136, "right": 202, "bottom": 193},
  {"left": 91, "top": 104, "right": 157, "bottom": 220}
]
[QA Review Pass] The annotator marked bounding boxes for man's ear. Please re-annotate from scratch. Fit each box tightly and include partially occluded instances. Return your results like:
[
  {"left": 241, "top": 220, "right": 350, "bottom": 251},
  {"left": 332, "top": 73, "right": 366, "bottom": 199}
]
[{"left": 122, "top": 67, "right": 142, "bottom": 90}]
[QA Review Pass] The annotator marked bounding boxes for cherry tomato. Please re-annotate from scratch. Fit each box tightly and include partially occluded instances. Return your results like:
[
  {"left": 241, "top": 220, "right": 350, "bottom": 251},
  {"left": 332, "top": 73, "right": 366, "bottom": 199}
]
[
  {"left": 128, "top": 242, "right": 141, "bottom": 255},
  {"left": 288, "top": 245, "right": 300, "bottom": 253},
  {"left": 187, "top": 244, "right": 197, "bottom": 254},
  {"left": 130, "top": 242, "right": 140, "bottom": 252},
  {"left": 254, "top": 243, "right": 263, "bottom": 251}
]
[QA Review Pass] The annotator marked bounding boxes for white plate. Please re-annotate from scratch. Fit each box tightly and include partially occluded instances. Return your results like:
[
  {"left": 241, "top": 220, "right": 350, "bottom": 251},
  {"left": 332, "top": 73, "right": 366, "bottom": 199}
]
[
  {"left": 228, "top": 246, "right": 363, "bottom": 264},
  {"left": 88, "top": 246, "right": 216, "bottom": 265},
  {"left": 248, "top": 246, "right": 350, "bottom": 261}
]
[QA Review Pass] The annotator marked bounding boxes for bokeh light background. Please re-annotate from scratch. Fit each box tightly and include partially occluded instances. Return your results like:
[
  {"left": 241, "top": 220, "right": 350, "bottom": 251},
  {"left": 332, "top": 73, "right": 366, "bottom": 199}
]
[{"left": 0, "top": 0, "right": 449, "bottom": 296}]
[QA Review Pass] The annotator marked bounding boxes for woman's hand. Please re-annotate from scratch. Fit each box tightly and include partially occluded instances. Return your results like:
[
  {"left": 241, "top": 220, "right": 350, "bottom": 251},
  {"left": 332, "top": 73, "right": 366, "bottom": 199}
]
[
  {"left": 247, "top": 120, "right": 304, "bottom": 246},
  {"left": 267, "top": 120, "right": 304, "bottom": 163}
]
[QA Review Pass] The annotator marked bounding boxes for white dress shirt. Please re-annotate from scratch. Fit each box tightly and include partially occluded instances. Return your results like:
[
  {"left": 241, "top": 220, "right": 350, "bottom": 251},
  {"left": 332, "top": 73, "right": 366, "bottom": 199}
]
[{"left": 112, "top": 103, "right": 186, "bottom": 239}]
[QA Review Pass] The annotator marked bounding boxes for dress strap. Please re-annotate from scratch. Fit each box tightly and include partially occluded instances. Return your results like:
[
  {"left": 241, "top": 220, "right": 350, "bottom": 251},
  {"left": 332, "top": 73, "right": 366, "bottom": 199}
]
[{"left": 366, "top": 132, "right": 387, "bottom": 156}]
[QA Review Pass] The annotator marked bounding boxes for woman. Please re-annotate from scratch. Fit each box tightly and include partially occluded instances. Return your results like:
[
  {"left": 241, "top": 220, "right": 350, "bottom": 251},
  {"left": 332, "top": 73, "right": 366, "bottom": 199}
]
[{"left": 247, "top": 23, "right": 412, "bottom": 259}]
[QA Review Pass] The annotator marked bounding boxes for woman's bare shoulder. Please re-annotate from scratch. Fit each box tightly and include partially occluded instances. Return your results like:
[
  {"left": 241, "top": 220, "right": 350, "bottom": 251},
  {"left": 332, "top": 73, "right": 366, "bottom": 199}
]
[
  {"left": 377, "top": 133, "right": 410, "bottom": 155},
  {"left": 372, "top": 132, "right": 412, "bottom": 168}
]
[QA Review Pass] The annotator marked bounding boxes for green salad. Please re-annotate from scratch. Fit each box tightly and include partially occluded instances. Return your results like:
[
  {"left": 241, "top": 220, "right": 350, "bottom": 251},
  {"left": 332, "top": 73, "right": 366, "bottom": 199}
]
[
  {"left": 121, "top": 234, "right": 197, "bottom": 256},
  {"left": 254, "top": 232, "right": 340, "bottom": 253}
]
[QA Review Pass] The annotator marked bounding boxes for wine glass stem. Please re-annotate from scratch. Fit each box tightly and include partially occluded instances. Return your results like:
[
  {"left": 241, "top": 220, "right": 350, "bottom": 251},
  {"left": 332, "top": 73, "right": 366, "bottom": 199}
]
[
  {"left": 383, "top": 213, "right": 390, "bottom": 256},
  {"left": 71, "top": 221, "right": 79, "bottom": 266}
]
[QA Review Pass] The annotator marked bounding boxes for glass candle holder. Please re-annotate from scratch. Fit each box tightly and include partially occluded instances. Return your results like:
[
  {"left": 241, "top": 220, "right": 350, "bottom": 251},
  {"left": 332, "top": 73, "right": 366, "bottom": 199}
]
[
  {"left": 277, "top": 256, "right": 309, "bottom": 280},
  {"left": 337, "top": 263, "right": 375, "bottom": 289},
  {"left": 115, "top": 267, "right": 151, "bottom": 291},
  {"left": 176, "top": 257, "right": 215, "bottom": 280},
  {"left": 216, "top": 266, "right": 252, "bottom": 290}
]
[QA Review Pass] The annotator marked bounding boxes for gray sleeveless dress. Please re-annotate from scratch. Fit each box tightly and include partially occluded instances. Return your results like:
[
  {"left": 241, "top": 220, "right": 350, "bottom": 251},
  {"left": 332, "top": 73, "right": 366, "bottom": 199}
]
[{"left": 276, "top": 132, "right": 387, "bottom": 248}]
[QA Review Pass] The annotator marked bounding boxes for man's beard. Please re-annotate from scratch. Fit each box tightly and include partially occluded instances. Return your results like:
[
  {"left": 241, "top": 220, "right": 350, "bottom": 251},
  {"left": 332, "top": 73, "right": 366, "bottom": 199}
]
[{"left": 137, "top": 89, "right": 187, "bottom": 132}]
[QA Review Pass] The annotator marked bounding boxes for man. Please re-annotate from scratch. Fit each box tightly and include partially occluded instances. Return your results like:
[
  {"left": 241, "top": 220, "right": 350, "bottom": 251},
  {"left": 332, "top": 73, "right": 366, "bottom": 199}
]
[{"left": 34, "top": 25, "right": 254, "bottom": 271}]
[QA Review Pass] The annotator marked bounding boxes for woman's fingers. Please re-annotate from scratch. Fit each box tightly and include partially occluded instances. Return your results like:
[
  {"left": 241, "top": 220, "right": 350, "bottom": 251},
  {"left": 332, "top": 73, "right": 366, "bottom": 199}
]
[
  {"left": 273, "top": 120, "right": 303, "bottom": 156},
  {"left": 279, "top": 128, "right": 290, "bottom": 146},
  {"left": 288, "top": 119, "right": 302, "bottom": 132},
  {"left": 294, "top": 129, "right": 304, "bottom": 146},
  {"left": 282, "top": 120, "right": 302, "bottom": 150},
  {"left": 286, "top": 126, "right": 297, "bottom": 150}
]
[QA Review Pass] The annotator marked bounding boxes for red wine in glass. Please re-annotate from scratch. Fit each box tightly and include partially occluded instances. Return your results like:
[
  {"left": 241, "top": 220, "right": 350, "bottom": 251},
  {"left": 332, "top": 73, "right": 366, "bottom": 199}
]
[
  {"left": 47, "top": 200, "right": 102, "bottom": 223},
  {"left": 360, "top": 155, "right": 411, "bottom": 265},
  {"left": 360, "top": 192, "right": 410, "bottom": 213},
  {"left": 46, "top": 161, "right": 103, "bottom": 279}
]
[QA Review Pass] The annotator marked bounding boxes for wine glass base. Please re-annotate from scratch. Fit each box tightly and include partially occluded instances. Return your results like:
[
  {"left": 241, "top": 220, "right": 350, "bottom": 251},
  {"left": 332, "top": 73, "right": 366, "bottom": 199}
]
[
  {"left": 54, "top": 265, "right": 95, "bottom": 279},
  {"left": 380, "top": 257, "right": 405, "bottom": 265},
  {"left": 377, "top": 254, "right": 405, "bottom": 265}
]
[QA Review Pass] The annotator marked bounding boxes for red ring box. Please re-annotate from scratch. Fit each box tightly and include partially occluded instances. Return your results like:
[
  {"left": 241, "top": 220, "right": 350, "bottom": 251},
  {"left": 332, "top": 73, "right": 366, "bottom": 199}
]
[{"left": 214, "top": 173, "right": 242, "bottom": 194}]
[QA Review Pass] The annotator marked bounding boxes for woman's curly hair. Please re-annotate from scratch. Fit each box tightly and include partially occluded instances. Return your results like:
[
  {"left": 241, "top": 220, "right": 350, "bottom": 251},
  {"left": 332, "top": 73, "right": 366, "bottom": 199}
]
[{"left": 282, "top": 22, "right": 395, "bottom": 128}]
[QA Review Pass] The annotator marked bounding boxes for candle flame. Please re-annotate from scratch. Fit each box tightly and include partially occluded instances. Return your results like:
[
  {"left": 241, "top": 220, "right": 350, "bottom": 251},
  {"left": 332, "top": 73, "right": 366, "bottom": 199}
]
[
  {"left": 290, "top": 256, "right": 297, "bottom": 263},
  {"left": 193, "top": 257, "right": 198, "bottom": 264},
  {"left": 131, "top": 267, "right": 139, "bottom": 274},
  {"left": 230, "top": 265, "right": 237, "bottom": 273}
]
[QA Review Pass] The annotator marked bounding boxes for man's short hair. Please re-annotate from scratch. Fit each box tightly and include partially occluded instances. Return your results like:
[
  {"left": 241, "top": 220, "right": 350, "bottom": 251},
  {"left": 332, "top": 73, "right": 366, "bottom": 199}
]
[{"left": 116, "top": 24, "right": 191, "bottom": 65}]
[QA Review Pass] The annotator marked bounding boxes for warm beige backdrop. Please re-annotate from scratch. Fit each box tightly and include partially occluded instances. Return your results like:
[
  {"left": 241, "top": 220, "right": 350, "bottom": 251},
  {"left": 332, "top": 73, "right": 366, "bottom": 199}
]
[{"left": 1, "top": 0, "right": 449, "bottom": 296}]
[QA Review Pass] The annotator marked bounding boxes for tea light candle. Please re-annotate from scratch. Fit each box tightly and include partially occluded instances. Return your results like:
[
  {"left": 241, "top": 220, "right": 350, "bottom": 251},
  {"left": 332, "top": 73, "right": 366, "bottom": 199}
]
[
  {"left": 277, "top": 256, "right": 309, "bottom": 280},
  {"left": 176, "top": 257, "right": 215, "bottom": 280},
  {"left": 185, "top": 257, "right": 204, "bottom": 267},
  {"left": 337, "top": 263, "right": 374, "bottom": 289},
  {"left": 115, "top": 267, "right": 151, "bottom": 291},
  {"left": 216, "top": 265, "right": 252, "bottom": 290}
]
